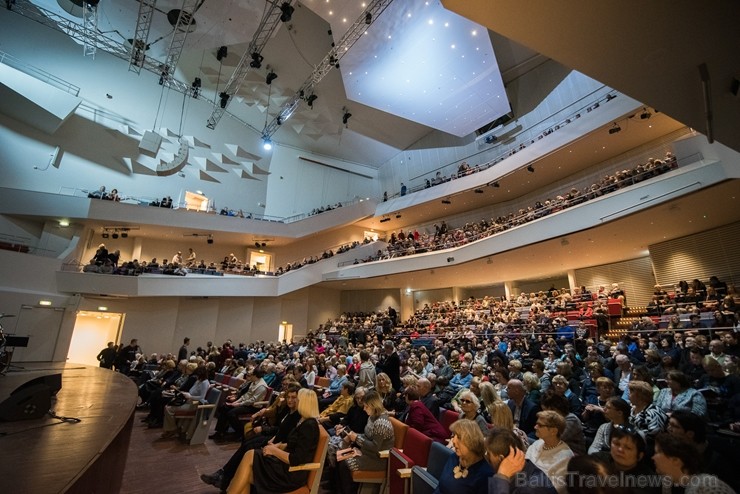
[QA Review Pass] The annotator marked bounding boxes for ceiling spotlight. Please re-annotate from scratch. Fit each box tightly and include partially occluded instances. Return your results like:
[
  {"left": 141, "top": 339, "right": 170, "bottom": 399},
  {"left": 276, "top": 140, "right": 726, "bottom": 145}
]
[
  {"left": 608, "top": 122, "right": 621, "bottom": 134},
  {"left": 329, "top": 55, "right": 339, "bottom": 69},
  {"left": 342, "top": 110, "right": 352, "bottom": 125},
  {"left": 527, "top": 165, "right": 535, "bottom": 173},
  {"left": 441, "top": 199, "right": 451, "bottom": 205},
  {"left": 266, "top": 70, "right": 278, "bottom": 85},
  {"left": 379, "top": 217, "right": 390, "bottom": 223},
  {"left": 279, "top": 2, "right": 294, "bottom": 23},
  {"left": 216, "top": 45, "right": 227, "bottom": 61},
  {"left": 365, "top": 12, "right": 372, "bottom": 24},
  {"left": 121, "top": 232, "right": 128, "bottom": 238},
  {"left": 255, "top": 242, "right": 260, "bottom": 248},
  {"left": 219, "top": 92, "right": 230, "bottom": 108},
  {"left": 606, "top": 93, "right": 617, "bottom": 102},
  {"left": 640, "top": 108, "right": 652, "bottom": 120},
  {"left": 101, "top": 233, "right": 109, "bottom": 239},
  {"left": 395, "top": 214, "right": 402, "bottom": 219},
  {"left": 112, "top": 233, "right": 119, "bottom": 239},
  {"left": 493, "top": 181, "right": 500, "bottom": 188},
  {"left": 249, "top": 52, "right": 263, "bottom": 68},
  {"left": 306, "top": 93, "right": 317, "bottom": 108},
  {"left": 277, "top": 116, "right": 283, "bottom": 125},
  {"left": 474, "top": 188, "right": 484, "bottom": 194},
  {"left": 207, "top": 235, "right": 214, "bottom": 244},
  {"left": 263, "top": 138, "right": 273, "bottom": 151}
]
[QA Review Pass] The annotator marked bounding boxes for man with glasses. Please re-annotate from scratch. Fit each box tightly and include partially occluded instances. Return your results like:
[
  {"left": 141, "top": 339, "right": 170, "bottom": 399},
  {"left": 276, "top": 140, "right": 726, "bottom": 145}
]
[{"left": 525, "top": 411, "right": 573, "bottom": 493}]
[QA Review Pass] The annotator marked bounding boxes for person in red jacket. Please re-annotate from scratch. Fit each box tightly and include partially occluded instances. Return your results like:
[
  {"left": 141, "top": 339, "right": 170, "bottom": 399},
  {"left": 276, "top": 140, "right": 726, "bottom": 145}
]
[{"left": 401, "top": 386, "right": 448, "bottom": 443}]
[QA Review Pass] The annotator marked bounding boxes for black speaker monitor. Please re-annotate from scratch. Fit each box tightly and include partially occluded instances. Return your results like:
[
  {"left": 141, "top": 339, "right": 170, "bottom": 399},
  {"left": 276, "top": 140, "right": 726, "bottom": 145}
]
[
  {"left": 12, "top": 373, "right": 62, "bottom": 397},
  {"left": 0, "top": 383, "right": 52, "bottom": 421}
]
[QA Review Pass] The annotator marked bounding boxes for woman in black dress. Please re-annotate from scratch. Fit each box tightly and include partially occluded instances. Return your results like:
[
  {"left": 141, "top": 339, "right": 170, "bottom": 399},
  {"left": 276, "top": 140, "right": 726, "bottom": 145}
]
[{"left": 228, "top": 388, "right": 320, "bottom": 494}]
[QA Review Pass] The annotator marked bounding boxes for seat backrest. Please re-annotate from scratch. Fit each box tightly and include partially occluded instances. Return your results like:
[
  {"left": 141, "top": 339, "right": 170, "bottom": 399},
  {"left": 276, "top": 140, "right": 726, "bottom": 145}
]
[
  {"left": 439, "top": 409, "right": 459, "bottom": 437},
  {"left": 306, "top": 425, "right": 330, "bottom": 494},
  {"left": 316, "top": 376, "right": 332, "bottom": 388},
  {"left": 410, "top": 466, "right": 437, "bottom": 494},
  {"left": 425, "top": 441, "right": 455, "bottom": 480},
  {"left": 389, "top": 416, "right": 409, "bottom": 450},
  {"left": 402, "top": 427, "right": 433, "bottom": 468}
]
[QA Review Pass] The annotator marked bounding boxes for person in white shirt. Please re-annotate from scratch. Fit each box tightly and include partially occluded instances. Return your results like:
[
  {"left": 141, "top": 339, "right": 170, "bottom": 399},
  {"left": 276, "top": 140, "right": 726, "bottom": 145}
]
[{"left": 525, "top": 410, "right": 574, "bottom": 493}]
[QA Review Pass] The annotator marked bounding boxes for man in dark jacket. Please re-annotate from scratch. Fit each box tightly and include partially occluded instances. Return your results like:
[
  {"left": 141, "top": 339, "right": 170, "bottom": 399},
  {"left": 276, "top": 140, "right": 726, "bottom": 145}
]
[
  {"left": 96, "top": 341, "right": 117, "bottom": 369},
  {"left": 485, "top": 427, "right": 555, "bottom": 494}
]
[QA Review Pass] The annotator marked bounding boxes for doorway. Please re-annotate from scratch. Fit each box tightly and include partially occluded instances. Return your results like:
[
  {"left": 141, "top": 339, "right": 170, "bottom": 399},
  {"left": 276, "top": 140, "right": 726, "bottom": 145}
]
[{"left": 67, "top": 311, "right": 124, "bottom": 366}]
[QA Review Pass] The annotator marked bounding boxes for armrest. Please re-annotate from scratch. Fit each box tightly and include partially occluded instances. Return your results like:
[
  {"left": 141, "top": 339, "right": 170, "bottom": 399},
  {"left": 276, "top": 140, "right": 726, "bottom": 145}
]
[
  {"left": 197, "top": 403, "right": 217, "bottom": 410},
  {"left": 379, "top": 450, "right": 389, "bottom": 459},
  {"left": 253, "top": 401, "right": 269, "bottom": 408},
  {"left": 288, "top": 462, "right": 321, "bottom": 472},
  {"left": 397, "top": 468, "right": 412, "bottom": 478}
]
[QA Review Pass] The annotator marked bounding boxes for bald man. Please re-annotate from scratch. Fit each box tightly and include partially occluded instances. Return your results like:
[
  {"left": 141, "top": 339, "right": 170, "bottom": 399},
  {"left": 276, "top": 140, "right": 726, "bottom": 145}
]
[{"left": 506, "top": 379, "right": 539, "bottom": 435}]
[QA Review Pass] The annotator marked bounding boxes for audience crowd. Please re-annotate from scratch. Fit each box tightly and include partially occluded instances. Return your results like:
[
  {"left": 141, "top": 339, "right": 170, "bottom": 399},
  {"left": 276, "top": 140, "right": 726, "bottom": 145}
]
[{"left": 115, "top": 274, "right": 738, "bottom": 494}]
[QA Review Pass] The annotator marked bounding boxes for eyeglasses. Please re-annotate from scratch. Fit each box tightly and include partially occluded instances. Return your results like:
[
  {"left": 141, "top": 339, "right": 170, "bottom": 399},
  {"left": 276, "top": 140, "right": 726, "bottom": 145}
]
[
  {"left": 612, "top": 424, "right": 637, "bottom": 434},
  {"left": 459, "top": 399, "right": 473, "bottom": 404}
]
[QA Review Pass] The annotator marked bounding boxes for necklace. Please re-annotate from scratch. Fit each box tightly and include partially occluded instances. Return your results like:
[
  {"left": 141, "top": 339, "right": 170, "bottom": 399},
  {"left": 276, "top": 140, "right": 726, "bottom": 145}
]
[
  {"left": 453, "top": 464, "right": 469, "bottom": 479},
  {"left": 542, "top": 440, "right": 563, "bottom": 451}
]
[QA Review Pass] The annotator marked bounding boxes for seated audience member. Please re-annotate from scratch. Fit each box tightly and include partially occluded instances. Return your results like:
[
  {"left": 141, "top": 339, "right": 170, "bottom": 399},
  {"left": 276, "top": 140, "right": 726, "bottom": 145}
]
[
  {"left": 401, "top": 385, "right": 448, "bottom": 443},
  {"left": 507, "top": 378, "right": 539, "bottom": 435},
  {"left": 335, "top": 391, "right": 395, "bottom": 494},
  {"left": 318, "top": 382, "right": 355, "bottom": 427},
  {"left": 417, "top": 377, "right": 441, "bottom": 417},
  {"left": 654, "top": 370, "right": 708, "bottom": 417},
  {"left": 435, "top": 419, "right": 494, "bottom": 494},
  {"left": 489, "top": 401, "right": 530, "bottom": 451},
  {"left": 588, "top": 397, "right": 631, "bottom": 454},
  {"left": 550, "top": 375, "right": 583, "bottom": 415},
  {"left": 142, "top": 361, "right": 196, "bottom": 428},
  {"left": 565, "top": 455, "right": 621, "bottom": 494},
  {"left": 540, "top": 391, "right": 586, "bottom": 456},
  {"left": 526, "top": 410, "right": 574, "bottom": 493},
  {"left": 88, "top": 185, "right": 107, "bottom": 199},
  {"left": 319, "top": 364, "right": 349, "bottom": 410},
  {"left": 652, "top": 433, "right": 735, "bottom": 494},
  {"left": 458, "top": 390, "right": 489, "bottom": 434},
  {"left": 485, "top": 426, "right": 555, "bottom": 494},
  {"left": 210, "top": 368, "right": 269, "bottom": 441},
  {"left": 227, "top": 388, "right": 320, "bottom": 494},
  {"left": 200, "top": 383, "right": 301, "bottom": 491},
  {"left": 160, "top": 366, "right": 210, "bottom": 439},
  {"left": 627, "top": 381, "right": 668, "bottom": 440},
  {"left": 523, "top": 371, "right": 543, "bottom": 405},
  {"left": 589, "top": 425, "right": 658, "bottom": 494},
  {"left": 582, "top": 377, "right": 616, "bottom": 438}
]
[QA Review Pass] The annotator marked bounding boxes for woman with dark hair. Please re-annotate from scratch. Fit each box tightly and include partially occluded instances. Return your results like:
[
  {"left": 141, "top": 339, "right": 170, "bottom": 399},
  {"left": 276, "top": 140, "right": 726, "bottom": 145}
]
[
  {"left": 654, "top": 370, "right": 707, "bottom": 417},
  {"left": 567, "top": 456, "right": 625, "bottom": 494},
  {"left": 402, "top": 386, "right": 448, "bottom": 443},
  {"left": 653, "top": 433, "right": 734, "bottom": 494},
  {"left": 590, "top": 425, "right": 658, "bottom": 494},
  {"left": 588, "top": 397, "right": 631, "bottom": 454},
  {"left": 335, "top": 390, "right": 395, "bottom": 494}
]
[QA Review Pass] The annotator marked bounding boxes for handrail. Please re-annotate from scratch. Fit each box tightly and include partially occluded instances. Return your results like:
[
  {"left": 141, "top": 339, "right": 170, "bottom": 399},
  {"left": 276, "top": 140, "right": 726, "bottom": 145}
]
[{"left": 0, "top": 49, "right": 81, "bottom": 96}]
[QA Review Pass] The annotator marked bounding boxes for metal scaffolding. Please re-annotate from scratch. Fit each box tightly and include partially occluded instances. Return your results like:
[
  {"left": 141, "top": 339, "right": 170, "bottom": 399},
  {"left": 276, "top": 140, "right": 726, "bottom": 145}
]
[
  {"left": 128, "top": 0, "right": 158, "bottom": 73},
  {"left": 261, "top": 0, "right": 395, "bottom": 140},
  {"left": 82, "top": 1, "right": 98, "bottom": 58},
  {"left": 160, "top": 0, "right": 199, "bottom": 87},
  {"left": 205, "top": 0, "right": 287, "bottom": 130}
]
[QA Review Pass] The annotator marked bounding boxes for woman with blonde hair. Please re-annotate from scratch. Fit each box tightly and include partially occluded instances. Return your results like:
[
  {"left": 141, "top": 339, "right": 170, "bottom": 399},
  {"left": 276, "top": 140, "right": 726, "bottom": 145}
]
[
  {"left": 227, "top": 388, "right": 319, "bottom": 494},
  {"left": 489, "top": 401, "right": 530, "bottom": 451},
  {"left": 435, "top": 419, "right": 493, "bottom": 493}
]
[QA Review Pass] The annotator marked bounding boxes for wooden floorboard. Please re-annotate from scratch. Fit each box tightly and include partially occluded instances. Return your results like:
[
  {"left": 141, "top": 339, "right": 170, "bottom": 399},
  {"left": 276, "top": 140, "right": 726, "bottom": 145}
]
[{"left": 120, "top": 408, "right": 240, "bottom": 493}]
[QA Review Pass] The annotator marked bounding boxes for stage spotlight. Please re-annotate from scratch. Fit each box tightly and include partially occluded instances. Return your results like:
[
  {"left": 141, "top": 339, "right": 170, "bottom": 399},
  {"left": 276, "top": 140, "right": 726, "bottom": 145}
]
[
  {"left": 207, "top": 237, "right": 214, "bottom": 244},
  {"left": 640, "top": 108, "right": 652, "bottom": 120},
  {"left": 263, "top": 138, "right": 273, "bottom": 151},
  {"left": 219, "top": 92, "right": 230, "bottom": 108},
  {"left": 279, "top": 2, "right": 294, "bottom": 22},
  {"left": 527, "top": 165, "right": 535, "bottom": 173},
  {"left": 474, "top": 188, "right": 484, "bottom": 194},
  {"left": 329, "top": 55, "right": 339, "bottom": 69},
  {"left": 365, "top": 12, "right": 372, "bottom": 24},
  {"left": 266, "top": 70, "right": 277, "bottom": 85},
  {"left": 261, "top": 242, "right": 266, "bottom": 248},
  {"left": 342, "top": 111, "right": 352, "bottom": 125},
  {"left": 249, "top": 52, "right": 263, "bottom": 68},
  {"left": 112, "top": 233, "right": 119, "bottom": 239},
  {"left": 493, "top": 181, "right": 500, "bottom": 188},
  {"left": 216, "top": 45, "right": 227, "bottom": 61},
  {"left": 379, "top": 217, "right": 390, "bottom": 223},
  {"left": 101, "top": 233, "right": 109, "bottom": 239},
  {"left": 277, "top": 116, "right": 283, "bottom": 125},
  {"left": 608, "top": 122, "right": 621, "bottom": 134},
  {"left": 395, "top": 214, "right": 402, "bottom": 219},
  {"left": 306, "top": 94, "right": 317, "bottom": 108},
  {"left": 255, "top": 242, "right": 260, "bottom": 248},
  {"left": 121, "top": 232, "right": 128, "bottom": 238},
  {"left": 606, "top": 93, "right": 617, "bottom": 102},
  {"left": 441, "top": 199, "right": 451, "bottom": 205}
]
